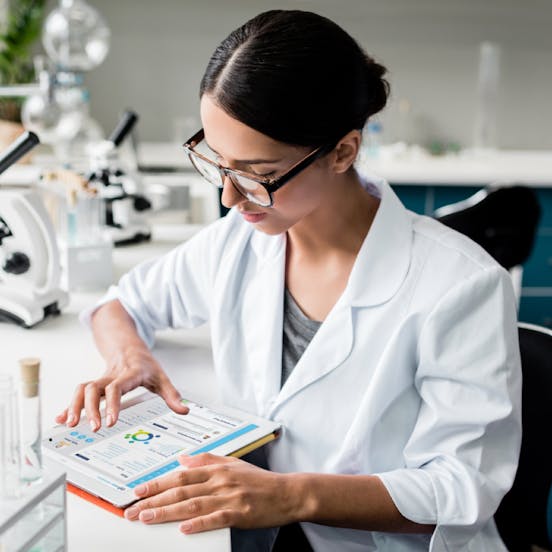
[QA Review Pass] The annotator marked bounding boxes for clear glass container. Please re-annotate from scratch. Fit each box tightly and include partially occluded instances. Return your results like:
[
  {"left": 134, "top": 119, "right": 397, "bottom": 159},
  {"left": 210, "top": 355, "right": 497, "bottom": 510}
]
[
  {"left": 0, "top": 374, "right": 21, "bottom": 499},
  {"left": 42, "top": 0, "right": 111, "bottom": 72}
]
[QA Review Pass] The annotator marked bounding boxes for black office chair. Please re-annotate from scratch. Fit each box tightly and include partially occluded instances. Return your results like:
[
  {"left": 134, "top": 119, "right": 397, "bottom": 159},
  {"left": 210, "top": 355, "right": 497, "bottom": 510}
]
[
  {"left": 435, "top": 185, "right": 541, "bottom": 270},
  {"left": 494, "top": 323, "right": 552, "bottom": 551}
]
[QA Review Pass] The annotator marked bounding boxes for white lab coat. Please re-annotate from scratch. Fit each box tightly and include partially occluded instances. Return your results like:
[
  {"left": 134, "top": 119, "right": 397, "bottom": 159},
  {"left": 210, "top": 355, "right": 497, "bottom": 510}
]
[{"left": 89, "top": 177, "right": 521, "bottom": 552}]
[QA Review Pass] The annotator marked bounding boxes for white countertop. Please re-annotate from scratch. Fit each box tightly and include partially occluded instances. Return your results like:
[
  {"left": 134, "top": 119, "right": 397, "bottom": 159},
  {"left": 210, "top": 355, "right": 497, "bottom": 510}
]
[
  {"left": 0, "top": 224, "right": 230, "bottom": 552},
  {"left": 357, "top": 147, "right": 552, "bottom": 186}
]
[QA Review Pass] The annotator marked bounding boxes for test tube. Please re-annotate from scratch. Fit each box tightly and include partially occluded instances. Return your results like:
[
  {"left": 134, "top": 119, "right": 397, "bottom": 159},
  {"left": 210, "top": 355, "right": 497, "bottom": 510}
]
[
  {"left": 0, "top": 373, "right": 21, "bottom": 498},
  {"left": 18, "top": 358, "right": 42, "bottom": 483}
]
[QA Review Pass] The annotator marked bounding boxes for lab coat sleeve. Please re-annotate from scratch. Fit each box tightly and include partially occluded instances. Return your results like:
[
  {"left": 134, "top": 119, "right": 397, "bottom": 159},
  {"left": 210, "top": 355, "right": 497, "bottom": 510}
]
[
  {"left": 375, "top": 265, "right": 522, "bottom": 550},
  {"left": 80, "top": 217, "right": 228, "bottom": 348}
]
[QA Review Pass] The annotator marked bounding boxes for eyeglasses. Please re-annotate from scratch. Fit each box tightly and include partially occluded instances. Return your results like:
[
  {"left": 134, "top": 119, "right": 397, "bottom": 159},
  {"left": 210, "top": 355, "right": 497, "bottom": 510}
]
[{"left": 183, "top": 129, "right": 334, "bottom": 208}]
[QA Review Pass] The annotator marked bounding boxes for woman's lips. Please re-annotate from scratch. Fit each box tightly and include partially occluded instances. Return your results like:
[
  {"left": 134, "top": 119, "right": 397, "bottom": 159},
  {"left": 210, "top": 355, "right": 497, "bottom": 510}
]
[{"left": 241, "top": 211, "right": 267, "bottom": 223}]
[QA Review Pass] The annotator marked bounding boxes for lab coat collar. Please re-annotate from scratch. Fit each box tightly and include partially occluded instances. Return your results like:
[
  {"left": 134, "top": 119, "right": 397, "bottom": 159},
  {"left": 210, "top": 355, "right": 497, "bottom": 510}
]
[
  {"left": 344, "top": 174, "right": 413, "bottom": 307},
  {"left": 246, "top": 176, "right": 413, "bottom": 415}
]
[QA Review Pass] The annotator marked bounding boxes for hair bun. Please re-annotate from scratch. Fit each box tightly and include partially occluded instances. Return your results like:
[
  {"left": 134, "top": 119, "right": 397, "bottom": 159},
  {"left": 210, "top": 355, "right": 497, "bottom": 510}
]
[{"left": 363, "top": 57, "right": 390, "bottom": 120}]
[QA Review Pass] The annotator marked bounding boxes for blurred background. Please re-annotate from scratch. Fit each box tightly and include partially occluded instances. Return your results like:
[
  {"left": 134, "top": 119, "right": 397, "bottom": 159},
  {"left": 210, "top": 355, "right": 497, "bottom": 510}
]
[{"left": 49, "top": 0, "right": 552, "bottom": 149}]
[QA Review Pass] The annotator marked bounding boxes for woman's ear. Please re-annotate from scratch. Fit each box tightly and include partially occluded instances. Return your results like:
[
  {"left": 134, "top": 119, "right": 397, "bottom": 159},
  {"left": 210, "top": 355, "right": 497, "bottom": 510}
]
[{"left": 331, "top": 129, "right": 362, "bottom": 174}]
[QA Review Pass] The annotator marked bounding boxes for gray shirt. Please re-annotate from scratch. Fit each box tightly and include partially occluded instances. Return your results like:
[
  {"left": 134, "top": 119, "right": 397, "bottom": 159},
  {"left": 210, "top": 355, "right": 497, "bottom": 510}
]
[{"left": 281, "top": 288, "right": 322, "bottom": 387}]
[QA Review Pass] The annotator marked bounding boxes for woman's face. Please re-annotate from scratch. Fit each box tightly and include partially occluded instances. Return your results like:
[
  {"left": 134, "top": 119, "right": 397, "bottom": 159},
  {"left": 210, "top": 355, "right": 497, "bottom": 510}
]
[{"left": 200, "top": 94, "right": 332, "bottom": 235}]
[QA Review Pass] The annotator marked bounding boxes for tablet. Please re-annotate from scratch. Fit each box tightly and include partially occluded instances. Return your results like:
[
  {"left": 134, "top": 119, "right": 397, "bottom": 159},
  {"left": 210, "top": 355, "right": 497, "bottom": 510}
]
[{"left": 43, "top": 392, "right": 280, "bottom": 509}]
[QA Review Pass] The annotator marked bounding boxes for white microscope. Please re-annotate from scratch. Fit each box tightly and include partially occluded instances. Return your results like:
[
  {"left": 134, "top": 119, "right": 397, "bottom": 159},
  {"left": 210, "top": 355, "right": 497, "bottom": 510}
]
[
  {"left": 88, "top": 110, "right": 152, "bottom": 245},
  {"left": 0, "top": 132, "right": 69, "bottom": 327}
]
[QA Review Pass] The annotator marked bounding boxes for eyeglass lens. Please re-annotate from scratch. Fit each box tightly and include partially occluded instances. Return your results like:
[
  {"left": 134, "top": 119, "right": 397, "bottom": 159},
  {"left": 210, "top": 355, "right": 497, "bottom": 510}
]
[{"left": 188, "top": 149, "right": 272, "bottom": 207}]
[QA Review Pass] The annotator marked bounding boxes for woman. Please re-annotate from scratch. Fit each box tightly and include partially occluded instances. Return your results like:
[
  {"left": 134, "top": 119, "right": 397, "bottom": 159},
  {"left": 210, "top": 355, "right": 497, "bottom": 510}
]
[{"left": 57, "top": 10, "right": 521, "bottom": 552}]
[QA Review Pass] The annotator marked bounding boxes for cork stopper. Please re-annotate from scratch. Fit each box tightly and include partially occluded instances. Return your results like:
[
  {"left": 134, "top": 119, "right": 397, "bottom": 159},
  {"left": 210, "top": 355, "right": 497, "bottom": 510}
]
[
  {"left": 19, "top": 357, "right": 40, "bottom": 398},
  {"left": 68, "top": 188, "right": 78, "bottom": 208}
]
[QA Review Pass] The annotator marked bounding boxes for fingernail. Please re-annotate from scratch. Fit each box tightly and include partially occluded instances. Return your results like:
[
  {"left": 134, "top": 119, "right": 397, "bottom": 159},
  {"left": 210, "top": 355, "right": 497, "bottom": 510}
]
[
  {"left": 140, "top": 510, "right": 154, "bottom": 522},
  {"left": 89, "top": 420, "right": 98, "bottom": 431},
  {"left": 67, "top": 413, "right": 75, "bottom": 425},
  {"left": 106, "top": 413, "right": 113, "bottom": 427},
  {"left": 134, "top": 485, "right": 147, "bottom": 497},
  {"left": 125, "top": 506, "right": 139, "bottom": 519},
  {"left": 181, "top": 521, "right": 192, "bottom": 532}
]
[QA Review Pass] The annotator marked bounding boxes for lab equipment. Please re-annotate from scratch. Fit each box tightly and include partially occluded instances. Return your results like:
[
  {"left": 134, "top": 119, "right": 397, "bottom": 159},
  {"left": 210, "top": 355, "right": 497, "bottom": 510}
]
[
  {"left": 40, "top": 169, "right": 113, "bottom": 290},
  {"left": 42, "top": 0, "right": 110, "bottom": 72},
  {"left": 0, "top": 468, "right": 66, "bottom": 552},
  {"left": 0, "top": 132, "right": 69, "bottom": 328},
  {"left": 88, "top": 110, "right": 152, "bottom": 245},
  {"left": 19, "top": 57, "right": 85, "bottom": 147},
  {"left": 18, "top": 358, "right": 42, "bottom": 483},
  {"left": 0, "top": 374, "right": 20, "bottom": 500},
  {"left": 0, "top": 0, "right": 110, "bottom": 156}
]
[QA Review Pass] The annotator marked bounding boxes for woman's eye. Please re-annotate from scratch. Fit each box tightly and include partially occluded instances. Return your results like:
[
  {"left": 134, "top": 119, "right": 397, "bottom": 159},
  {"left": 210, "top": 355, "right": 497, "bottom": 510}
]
[{"left": 254, "top": 170, "right": 276, "bottom": 178}]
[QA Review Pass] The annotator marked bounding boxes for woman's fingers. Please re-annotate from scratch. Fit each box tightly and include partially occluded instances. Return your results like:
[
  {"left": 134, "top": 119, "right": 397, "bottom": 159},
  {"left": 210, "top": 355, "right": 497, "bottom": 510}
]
[
  {"left": 66, "top": 382, "right": 87, "bottom": 426},
  {"left": 83, "top": 377, "right": 113, "bottom": 431},
  {"left": 131, "top": 466, "right": 210, "bottom": 500},
  {"left": 156, "top": 374, "right": 189, "bottom": 415},
  {"left": 125, "top": 482, "right": 209, "bottom": 519},
  {"left": 55, "top": 408, "right": 68, "bottom": 424},
  {"left": 104, "top": 380, "right": 122, "bottom": 427},
  {"left": 131, "top": 495, "right": 233, "bottom": 526},
  {"left": 179, "top": 510, "right": 234, "bottom": 534},
  {"left": 180, "top": 452, "right": 236, "bottom": 469}
]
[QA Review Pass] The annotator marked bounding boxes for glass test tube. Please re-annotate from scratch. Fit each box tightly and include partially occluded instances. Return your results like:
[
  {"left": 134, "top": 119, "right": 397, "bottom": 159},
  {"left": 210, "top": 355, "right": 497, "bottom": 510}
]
[
  {"left": 0, "top": 373, "right": 21, "bottom": 498},
  {"left": 18, "top": 358, "right": 43, "bottom": 483}
]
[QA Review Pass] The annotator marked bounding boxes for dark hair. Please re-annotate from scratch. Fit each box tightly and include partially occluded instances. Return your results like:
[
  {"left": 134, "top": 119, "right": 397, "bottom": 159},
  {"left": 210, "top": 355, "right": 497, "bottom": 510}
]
[{"left": 200, "top": 10, "right": 390, "bottom": 148}]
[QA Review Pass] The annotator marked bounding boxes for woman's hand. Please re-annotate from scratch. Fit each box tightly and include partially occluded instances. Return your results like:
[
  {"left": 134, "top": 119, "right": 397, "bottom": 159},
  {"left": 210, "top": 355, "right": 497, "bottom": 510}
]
[
  {"left": 124, "top": 453, "right": 305, "bottom": 534},
  {"left": 55, "top": 344, "right": 188, "bottom": 431},
  {"left": 56, "top": 300, "right": 188, "bottom": 431}
]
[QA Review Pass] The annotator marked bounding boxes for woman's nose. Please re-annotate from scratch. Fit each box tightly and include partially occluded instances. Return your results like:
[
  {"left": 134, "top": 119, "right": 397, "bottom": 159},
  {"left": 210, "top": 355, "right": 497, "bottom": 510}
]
[{"left": 220, "top": 175, "right": 244, "bottom": 209}]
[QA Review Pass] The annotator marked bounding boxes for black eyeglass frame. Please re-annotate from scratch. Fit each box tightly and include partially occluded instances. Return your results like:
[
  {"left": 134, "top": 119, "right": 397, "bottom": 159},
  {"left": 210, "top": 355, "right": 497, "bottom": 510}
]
[{"left": 183, "top": 128, "right": 336, "bottom": 207}]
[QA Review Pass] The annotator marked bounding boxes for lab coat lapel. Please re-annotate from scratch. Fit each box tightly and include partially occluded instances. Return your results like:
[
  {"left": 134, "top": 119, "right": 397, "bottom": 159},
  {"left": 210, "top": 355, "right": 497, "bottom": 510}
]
[
  {"left": 269, "top": 177, "right": 413, "bottom": 415},
  {"left": 242, "top": 231, "right": 286, "bottom": 417},
  {"left": 271, "top": 299, "right": 354, "bottom": 414}
]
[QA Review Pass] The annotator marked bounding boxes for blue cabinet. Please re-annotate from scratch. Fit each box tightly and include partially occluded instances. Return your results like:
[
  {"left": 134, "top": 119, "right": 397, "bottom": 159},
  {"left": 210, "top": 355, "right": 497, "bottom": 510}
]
[{"left": 392, "top": 183, "right": 552, "bottom": 329}]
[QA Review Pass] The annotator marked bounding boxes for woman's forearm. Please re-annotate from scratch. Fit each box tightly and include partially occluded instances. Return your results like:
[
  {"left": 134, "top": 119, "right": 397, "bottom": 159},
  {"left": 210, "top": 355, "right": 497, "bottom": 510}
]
[
  {"left": 288, "top": 472, "right": 434, "bottom": 534},
  {"left": 91, "top": 299, "right": 150, "bottom": 361}
]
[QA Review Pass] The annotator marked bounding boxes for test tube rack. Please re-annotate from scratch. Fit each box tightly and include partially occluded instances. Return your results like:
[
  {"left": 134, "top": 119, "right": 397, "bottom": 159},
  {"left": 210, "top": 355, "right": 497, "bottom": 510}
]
[{"left": 0, "top": 469, "right": 66, "bottom": 552}]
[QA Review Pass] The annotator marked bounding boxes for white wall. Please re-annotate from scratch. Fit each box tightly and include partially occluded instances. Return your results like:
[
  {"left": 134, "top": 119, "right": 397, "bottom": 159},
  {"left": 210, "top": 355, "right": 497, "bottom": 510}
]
[{"left": 81, "top": 0, "right": 552, "bottom": 150}]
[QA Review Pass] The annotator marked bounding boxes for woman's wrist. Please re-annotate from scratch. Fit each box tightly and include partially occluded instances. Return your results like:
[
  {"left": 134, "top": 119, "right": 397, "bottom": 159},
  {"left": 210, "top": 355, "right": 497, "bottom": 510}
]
[{"left": 280, "top": 472, "right": 318, "bottom": 523}]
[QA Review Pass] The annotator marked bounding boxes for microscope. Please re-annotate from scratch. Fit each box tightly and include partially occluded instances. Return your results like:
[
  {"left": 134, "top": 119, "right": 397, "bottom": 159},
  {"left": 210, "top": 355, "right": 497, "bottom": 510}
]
[
  {"left": 88, "top": 110, "right": 152, "bottom": 245},
  {"left": 0, "top": 132, "right": 69, "bottom": 327}
]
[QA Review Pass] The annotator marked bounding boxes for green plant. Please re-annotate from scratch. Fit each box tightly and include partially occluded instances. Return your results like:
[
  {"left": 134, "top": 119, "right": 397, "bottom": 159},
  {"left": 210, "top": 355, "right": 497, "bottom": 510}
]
[{"left": 0, "top": 0, "right": 46, "bottom": 121}]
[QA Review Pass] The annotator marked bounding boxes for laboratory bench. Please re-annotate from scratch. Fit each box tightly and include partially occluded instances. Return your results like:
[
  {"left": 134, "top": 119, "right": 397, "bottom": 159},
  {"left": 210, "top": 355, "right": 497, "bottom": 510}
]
[{"left": 1, "top": 223, "right": 230, "bottom": 552}]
